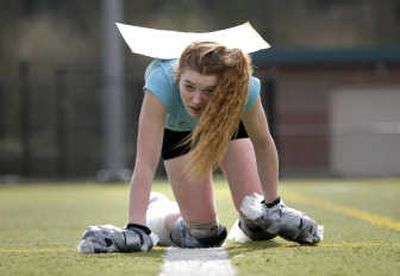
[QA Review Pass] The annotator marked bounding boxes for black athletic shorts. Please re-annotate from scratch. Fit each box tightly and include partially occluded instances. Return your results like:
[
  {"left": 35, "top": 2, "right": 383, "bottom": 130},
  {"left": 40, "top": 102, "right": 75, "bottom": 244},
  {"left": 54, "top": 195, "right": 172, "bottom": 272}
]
[{"left": 162, "top": 121, "right": 249, "bottom": 160}]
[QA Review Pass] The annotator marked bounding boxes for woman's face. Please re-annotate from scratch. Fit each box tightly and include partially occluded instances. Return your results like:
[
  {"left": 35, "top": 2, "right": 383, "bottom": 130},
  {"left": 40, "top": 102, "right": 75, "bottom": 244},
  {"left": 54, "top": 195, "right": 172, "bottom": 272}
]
[{"left": 178, "top": 68, "right": 217, "bottom": 118}]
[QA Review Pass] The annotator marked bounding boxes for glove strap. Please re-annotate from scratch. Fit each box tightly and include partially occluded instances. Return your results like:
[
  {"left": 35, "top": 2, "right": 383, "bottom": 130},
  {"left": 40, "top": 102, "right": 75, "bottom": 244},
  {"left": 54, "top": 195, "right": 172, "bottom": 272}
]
[
  {"left": 126, "top": 223, "right": 152, "bottom": 235},
  {"left": 263, "top": 197, "right": 281, "bottom": 208}
]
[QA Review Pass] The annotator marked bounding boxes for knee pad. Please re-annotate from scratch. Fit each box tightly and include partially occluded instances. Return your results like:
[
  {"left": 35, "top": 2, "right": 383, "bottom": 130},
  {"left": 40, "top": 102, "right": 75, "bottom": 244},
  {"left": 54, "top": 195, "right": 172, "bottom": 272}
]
[
  {"left": 146, "top": 192, "right": 179, "bottom": 246},
  {"left": 187, "top": 221, "right": 219, "bottom": 238},
  {"left": 170, "top": 218, "right": 227, "bottom": 248}
]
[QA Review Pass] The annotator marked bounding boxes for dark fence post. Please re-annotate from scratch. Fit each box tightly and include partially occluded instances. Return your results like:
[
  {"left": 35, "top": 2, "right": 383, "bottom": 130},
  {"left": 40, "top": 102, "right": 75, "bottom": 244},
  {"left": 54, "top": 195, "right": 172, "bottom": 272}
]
[
  {"left": 0, "top": 81, "right": 3, "bottom": 138},
  {"left": 262, "top": 78, "right": 277, "bottom": 141},
  {"left": 19, "top": 61, "right": 31, "bottom": 177},
  {"left": 55, "top": 68, "right": 68, "bottom": 178}
]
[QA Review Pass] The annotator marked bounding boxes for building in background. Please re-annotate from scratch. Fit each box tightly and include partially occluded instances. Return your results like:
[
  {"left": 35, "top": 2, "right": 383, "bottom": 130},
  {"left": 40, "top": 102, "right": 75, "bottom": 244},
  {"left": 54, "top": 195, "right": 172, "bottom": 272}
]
[
  {"left": 0, "top": 0, "right": 399, "bottom": 180},
  {"left": 254, "top": 48, "right": 400, "bottom": 177}
]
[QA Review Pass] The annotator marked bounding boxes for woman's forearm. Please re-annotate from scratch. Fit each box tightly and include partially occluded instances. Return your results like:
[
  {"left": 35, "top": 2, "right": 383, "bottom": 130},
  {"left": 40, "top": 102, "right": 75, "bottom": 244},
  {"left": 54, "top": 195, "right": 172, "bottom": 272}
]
[
  {"left": 128, "top": 92, "right": 166, "bottom": 225},
  {"left": 128, "top": 164, "right": 155, "bottom": 225},
  {"left": 254, "top": 135, "right": 279, "bottom": 203}
]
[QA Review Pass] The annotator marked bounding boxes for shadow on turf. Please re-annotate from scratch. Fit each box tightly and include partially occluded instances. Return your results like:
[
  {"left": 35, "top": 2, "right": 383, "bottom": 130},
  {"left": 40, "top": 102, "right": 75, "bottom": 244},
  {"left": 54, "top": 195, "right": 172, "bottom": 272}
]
[
  {"left": 79, "top": 240, "right": 309, "bottom": 259},
  {"left": 79, "top": 247, "right": 165, "bottom": 259},
  {"left": 226, "top": 239, "right": 311, "bottom": 256}
]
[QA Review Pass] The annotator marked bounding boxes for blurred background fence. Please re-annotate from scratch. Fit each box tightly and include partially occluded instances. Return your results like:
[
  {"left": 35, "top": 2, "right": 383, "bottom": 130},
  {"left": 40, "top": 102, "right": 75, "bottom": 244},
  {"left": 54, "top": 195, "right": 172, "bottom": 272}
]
[
  {"left": 0, "top": 60, "right": 146, "bottom": 179},
  {"left": 1, "top": 0, "right": 400, "bottom": 181}
]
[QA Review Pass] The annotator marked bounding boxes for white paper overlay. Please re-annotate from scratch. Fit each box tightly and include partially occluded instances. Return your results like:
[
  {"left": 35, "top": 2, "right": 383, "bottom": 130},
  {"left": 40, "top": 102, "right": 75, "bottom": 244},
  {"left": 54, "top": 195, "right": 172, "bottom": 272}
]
[{"left": 116, "top": 22, "right": 270, "bottom": 59}]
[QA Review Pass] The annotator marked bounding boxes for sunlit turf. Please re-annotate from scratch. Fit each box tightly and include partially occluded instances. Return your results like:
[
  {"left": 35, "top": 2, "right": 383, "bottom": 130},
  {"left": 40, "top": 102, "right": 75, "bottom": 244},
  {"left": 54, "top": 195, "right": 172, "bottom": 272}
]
[{"left": 0, "top": 178, "right": 399, "bottom": 275}]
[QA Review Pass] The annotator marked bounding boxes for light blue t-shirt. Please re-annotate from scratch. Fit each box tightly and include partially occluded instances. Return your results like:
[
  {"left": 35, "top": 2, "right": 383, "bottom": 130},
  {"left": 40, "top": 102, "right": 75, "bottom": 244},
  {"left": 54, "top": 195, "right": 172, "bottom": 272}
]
[{"left": 143, "top": 59, "right": 260, "bottom": 131}]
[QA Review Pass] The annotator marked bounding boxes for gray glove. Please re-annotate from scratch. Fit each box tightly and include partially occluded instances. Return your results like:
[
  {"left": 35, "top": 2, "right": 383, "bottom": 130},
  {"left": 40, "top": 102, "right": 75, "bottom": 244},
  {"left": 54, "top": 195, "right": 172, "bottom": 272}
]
[
  {"left": 78, "top": 224, "right": 155, "bottom": 253},
  {"left": 241, "top": 195, "right": 323, "bottom": 244},
  {"left": 238, "top": 216, "right": 277, "bottom": 241},
  {"left": 262, "top": 198, "right": 321, "bottom": 244},
  {"left": 170, "top": 218, "right": 227, "bottom": 248}
]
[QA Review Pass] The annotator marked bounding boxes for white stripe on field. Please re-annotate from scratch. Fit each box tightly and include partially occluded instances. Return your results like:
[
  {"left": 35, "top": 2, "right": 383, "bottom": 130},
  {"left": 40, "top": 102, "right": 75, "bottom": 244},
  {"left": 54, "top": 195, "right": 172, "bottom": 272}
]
[{"left": 159, "top": 247, "right": 236, "bottom": 276}]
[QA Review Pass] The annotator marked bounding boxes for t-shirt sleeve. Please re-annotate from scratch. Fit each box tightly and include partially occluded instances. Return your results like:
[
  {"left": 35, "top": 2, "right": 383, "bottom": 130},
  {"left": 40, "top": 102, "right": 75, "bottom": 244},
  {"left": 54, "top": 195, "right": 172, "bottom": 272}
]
[
  {"left": 243, "top": 76, "right": 261, "bottom": 112},
  {"left": 143, "top": 60, "right": 174, "bottom": 109}
]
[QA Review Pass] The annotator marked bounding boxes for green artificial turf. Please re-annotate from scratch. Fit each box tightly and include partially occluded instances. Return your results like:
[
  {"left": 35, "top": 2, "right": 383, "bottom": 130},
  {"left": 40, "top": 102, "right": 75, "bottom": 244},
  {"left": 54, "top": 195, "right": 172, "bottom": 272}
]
[{"left": 0, "top": 178, "right": 399, "bottom": 275}]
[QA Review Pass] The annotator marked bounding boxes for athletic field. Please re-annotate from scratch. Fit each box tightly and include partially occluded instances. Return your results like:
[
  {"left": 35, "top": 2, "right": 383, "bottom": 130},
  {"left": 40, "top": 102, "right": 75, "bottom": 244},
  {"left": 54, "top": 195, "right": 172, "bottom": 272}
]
[{"left": 0, "top": 178, "right": 399, "bottom": 275}]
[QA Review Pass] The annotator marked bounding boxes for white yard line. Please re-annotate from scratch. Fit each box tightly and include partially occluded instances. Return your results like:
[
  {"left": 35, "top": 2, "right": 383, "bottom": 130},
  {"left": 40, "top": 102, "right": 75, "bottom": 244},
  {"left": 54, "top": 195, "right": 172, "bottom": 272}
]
[{"left": 159, "top": 247, "right": 236, "bottom": 276}]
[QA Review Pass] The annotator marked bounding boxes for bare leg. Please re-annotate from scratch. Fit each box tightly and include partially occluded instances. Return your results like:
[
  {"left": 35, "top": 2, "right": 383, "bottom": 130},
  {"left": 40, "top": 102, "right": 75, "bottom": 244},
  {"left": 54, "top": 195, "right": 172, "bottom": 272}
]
[
  {"left": 147, "top": 152, "right": 218, "bottom": 246},
  {"left": 159, "top": 139, "right": 261, "bottom": 226},
  {"left": 219, "top": 138, "right": 263, "bottom": 212},
  {"left": 164, "top": 152, "right": 217, "bottom": 224}
]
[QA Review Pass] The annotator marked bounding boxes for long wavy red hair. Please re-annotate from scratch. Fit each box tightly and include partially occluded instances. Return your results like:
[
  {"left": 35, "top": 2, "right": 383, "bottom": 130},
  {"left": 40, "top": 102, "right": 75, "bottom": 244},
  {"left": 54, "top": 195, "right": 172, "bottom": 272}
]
[{"left": 176, "top": 41, "right": 252, "bottom": 177}]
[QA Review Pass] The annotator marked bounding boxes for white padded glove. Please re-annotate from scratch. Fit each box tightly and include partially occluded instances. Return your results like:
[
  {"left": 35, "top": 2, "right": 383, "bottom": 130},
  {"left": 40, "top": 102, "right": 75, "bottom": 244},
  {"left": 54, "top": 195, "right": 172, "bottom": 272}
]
[
  {"left": 78, "top": 224, "right": 157, "bottom": 253},
  {"left": 241, "top": 194, "right": 323, "bottom": 244}
]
